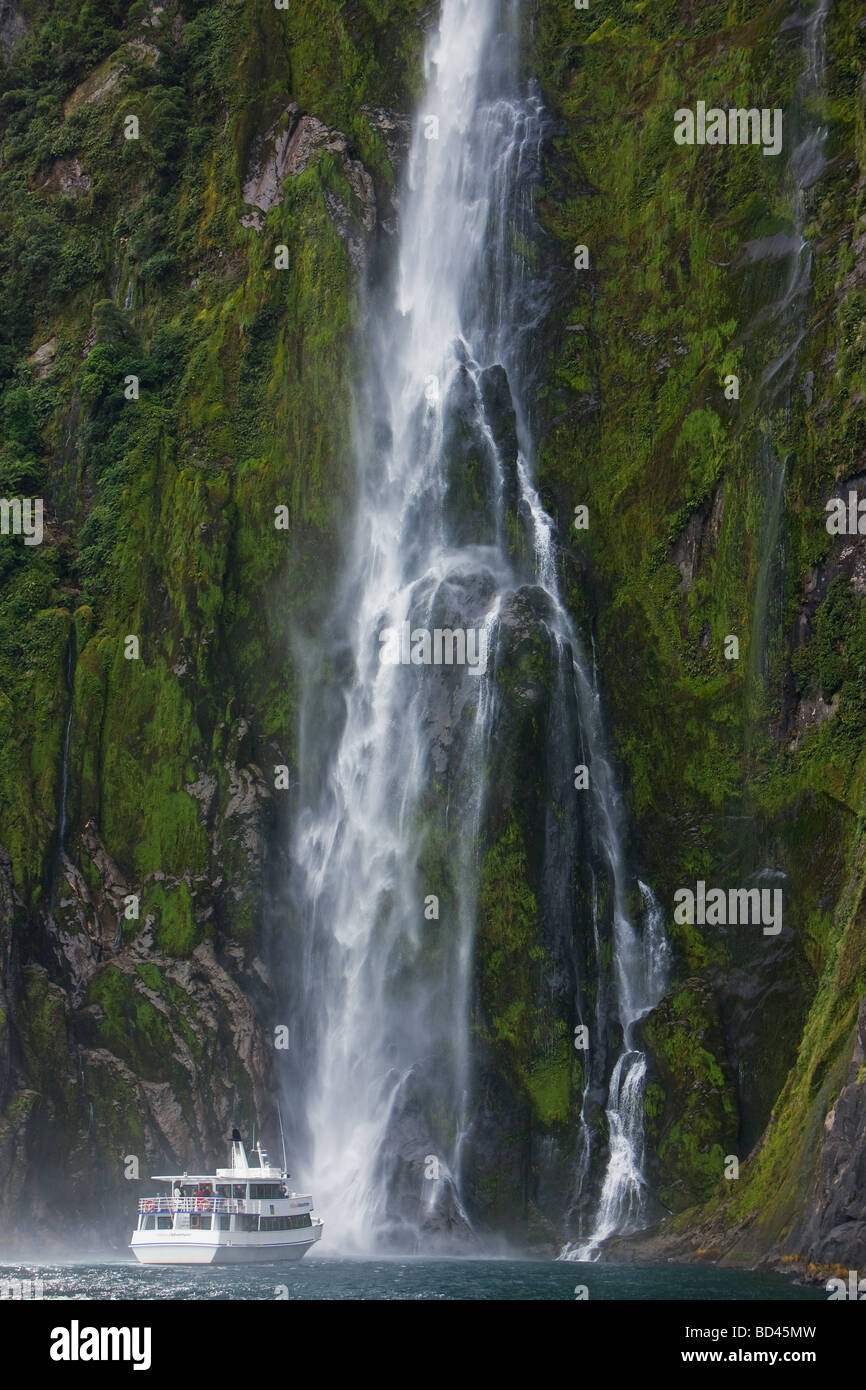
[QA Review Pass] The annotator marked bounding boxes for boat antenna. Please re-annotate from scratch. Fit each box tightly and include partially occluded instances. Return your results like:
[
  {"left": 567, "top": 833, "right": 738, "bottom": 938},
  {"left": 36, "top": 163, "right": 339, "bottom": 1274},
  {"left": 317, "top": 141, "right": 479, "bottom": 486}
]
[{"left": 278, "top": 1105, "right": 288, "bottom": 1175}]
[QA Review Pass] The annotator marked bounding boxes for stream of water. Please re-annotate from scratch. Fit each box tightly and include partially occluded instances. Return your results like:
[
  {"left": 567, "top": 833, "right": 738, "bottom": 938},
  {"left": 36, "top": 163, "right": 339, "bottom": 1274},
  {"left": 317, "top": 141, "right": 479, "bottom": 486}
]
[{"left": 287, "top": 0, "right": 667, "bottom": 1257}]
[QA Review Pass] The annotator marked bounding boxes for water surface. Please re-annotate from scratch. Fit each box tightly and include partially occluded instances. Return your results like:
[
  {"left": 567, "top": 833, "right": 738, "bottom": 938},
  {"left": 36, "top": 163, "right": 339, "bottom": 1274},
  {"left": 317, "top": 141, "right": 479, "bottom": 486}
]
[{"left": 0, "top": 1258, "right": 827, "bottom": 1301}]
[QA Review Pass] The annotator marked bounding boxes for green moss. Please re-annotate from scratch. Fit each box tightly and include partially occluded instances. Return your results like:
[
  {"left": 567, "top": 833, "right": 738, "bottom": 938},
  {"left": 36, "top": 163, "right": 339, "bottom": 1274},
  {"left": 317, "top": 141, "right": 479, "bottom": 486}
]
[
  {"left": 89, "top": 966, "right": 132, "bottom": 1045},
  {"left": 477, "top": 819, "right": 584, "bottom": 1131},
  {"left": 148, "top": 881, "right": 197, "bottom": 957},
  {"left": 17, "top": 965, "right": 69, "bottom": 1088},
  {"left": 644, "top": 983, "right": 738, "bottom": 1210},
  {"left": 713, "top": 845, "right": 866, "bottom": 1242},
  {"left": 135, "top": 963, "right": 163, "bottom": 992},
  {"left": 478, "top": 816, "right": 543, "bottom": 1053},
  {"left": 524, "top": 1046, "right": 573, "bottom": 1127}
]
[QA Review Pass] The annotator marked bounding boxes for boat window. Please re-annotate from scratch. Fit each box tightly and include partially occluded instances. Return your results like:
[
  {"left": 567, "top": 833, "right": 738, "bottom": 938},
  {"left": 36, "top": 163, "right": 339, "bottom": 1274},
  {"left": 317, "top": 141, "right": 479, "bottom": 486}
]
[
  {"left": 157, "top": 1216, "right": 172, "bottom": 1230},
  {"left": 259, "top": 1214, "right": 312, "bottom": 1231}
]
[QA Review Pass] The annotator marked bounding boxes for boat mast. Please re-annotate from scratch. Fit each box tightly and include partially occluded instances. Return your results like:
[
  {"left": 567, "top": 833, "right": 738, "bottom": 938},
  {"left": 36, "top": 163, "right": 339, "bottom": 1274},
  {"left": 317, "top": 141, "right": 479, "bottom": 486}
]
[{"left": 278, "top": 1105, "right": 288, "bottom": 1176}]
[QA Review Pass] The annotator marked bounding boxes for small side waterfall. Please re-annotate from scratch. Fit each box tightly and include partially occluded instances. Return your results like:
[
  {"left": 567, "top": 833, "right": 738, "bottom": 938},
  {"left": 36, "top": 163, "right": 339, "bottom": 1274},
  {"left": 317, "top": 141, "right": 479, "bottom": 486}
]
[
  {"left": 49, "top": 626, "right": 76, "bottom": 912},
  {"left": 57, "top": 637, "right": 74, "bottom": 854},
  {"left": 287, "top": 0, "right": 667, "bottom": 1253},
  {"left": 563, "top": 884, "right": 670, "bottom": 1257},
  {"left": 750, "top": 0, "right": 829, "bottom": 697}
]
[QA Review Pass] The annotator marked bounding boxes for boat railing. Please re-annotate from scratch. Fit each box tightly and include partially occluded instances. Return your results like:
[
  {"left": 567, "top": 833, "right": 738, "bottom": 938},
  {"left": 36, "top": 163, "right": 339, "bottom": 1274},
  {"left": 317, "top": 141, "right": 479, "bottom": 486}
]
[{"left": 137, "top": 1196, "right": 244, "bottom": 1214}]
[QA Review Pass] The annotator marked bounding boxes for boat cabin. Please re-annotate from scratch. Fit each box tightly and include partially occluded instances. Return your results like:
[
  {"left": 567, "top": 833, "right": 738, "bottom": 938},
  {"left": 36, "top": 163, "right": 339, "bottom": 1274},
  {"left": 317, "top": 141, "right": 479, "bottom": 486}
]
[{"left": 134, "top": 1133, "right": 314, "bottom": 1236}]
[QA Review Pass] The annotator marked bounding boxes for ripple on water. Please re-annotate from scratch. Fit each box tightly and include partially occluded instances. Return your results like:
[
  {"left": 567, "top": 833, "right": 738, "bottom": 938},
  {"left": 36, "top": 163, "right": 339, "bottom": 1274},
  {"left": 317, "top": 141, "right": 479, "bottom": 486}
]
[{"left": 0, "top": 1258, "right": 827, "bottom": 1302}]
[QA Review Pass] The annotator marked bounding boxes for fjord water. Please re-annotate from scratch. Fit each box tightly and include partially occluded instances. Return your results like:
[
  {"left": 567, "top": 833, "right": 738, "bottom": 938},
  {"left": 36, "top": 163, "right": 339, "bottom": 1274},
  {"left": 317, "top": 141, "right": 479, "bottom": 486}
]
[
  {"left": 287, "top": 0, "right": 667, "bottom": 1255},
  {"left": 0, "top": 1260, "right": 826, "bottom": 1302}
]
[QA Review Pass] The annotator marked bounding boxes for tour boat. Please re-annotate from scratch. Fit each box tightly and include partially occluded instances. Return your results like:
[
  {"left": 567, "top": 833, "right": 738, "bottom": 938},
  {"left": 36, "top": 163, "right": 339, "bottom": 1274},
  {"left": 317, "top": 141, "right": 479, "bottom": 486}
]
[{"left": 130, "top": 1129, "right": 323, "bottom": 1265}]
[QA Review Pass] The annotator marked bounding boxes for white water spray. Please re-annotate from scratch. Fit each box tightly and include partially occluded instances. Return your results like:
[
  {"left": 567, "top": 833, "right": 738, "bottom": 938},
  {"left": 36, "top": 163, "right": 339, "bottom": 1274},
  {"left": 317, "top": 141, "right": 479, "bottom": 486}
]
[{"left": 289, "top": 0, "right": 667, "bottom": 1254}]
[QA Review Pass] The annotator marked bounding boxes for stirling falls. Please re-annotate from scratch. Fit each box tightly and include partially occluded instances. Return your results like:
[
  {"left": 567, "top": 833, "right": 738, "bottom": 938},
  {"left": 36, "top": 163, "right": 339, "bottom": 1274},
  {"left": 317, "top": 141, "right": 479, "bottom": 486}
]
[{"left": 0, "top": 0, "right": 864, "bottom": 1284}]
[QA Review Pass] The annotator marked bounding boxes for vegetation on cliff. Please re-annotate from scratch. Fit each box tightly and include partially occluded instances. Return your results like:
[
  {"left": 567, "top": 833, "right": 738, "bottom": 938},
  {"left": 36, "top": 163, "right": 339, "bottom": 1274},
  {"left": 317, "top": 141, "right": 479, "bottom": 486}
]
[{"left": 0, "top": 0, "right": 862, "bottom": 1263}]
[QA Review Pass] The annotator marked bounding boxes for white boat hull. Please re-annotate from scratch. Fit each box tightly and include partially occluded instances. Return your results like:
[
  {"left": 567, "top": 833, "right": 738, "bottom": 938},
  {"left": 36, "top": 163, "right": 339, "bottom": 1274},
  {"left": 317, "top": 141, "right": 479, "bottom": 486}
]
[
  {"left": 130, "top": 1225, "right": 322, "bottom": 1266},
  {"left": 130, "top": 1134, "right": 322, "bottom": 1265}
]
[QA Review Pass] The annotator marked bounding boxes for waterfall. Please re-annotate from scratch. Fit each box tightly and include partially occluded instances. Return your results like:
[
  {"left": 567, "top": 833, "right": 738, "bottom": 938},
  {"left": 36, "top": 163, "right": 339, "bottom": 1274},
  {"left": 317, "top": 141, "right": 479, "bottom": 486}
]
[
  {"left": 49, "top": 627, "right": 76, "bottom": 912},
  {"left": 57, "top": 636, "right": 74, "bottom": 854},
  {"left": 288, "top": 0, "right": 667, "bottom": 1253},
  {"left": 562, "top": 883, "right": 670, "bottom": 1258},
  {"left": 750, "top": 0, "right": 829, "bottom": 697}
]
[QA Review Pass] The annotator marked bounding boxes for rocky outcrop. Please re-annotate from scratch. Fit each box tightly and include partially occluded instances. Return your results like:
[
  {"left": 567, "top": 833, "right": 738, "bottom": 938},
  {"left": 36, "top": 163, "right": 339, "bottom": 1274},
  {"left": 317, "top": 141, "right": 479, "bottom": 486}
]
[
  {"left": 0, "top": 1, "right": 26, "bottom": 58},
  {"left": 29, "top": 337, "right": 58, "bottom": 378},
  {"left": 670, "top": 488, "right": 724, "bottom": 595},
  {"left": 240, "top": 106, "right": 377, "bottom": 269},
  {"left": 781, "top": 471, "right": 866, "bottom": 743},
  {"left": 0, "top": 699, "right": 280, "bottom": 1251},
  {"left": 791, "top": 998, "right": 866, "bottom": 1269},
  {"left": 641, "top": 981, "right": 739, "bottom": 1214}
]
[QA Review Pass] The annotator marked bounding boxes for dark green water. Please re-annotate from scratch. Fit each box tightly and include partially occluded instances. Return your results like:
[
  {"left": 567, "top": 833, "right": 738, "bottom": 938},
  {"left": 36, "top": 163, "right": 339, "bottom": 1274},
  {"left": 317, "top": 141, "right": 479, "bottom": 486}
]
[{"left": 0, "top": 1258, "right": 828, "bottom": 1301}]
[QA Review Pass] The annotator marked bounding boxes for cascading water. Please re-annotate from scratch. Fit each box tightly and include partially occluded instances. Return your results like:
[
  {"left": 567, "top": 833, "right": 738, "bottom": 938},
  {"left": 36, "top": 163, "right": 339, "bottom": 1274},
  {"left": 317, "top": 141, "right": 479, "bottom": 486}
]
[
  {"left": 750, "top": 0, "right": 829, "bottom": 697},
  {"left": 563, "top": 882, "right": 670, "bottom": 1258},
  {"left": 49, "top": 629, "right": 76, "bottom": 913},
  {"left": 569, "top": 7, "right": 828, "bottom": 1256},
  {"left": 288, "top": 0, "right": 667, "bottom": 1253}
]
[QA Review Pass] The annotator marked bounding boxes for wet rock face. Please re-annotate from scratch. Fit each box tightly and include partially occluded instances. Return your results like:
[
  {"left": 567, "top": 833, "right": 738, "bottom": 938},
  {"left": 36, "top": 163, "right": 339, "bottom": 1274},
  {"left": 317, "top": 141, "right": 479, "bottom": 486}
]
[
  {"left": 240, "top": 106, "right": 377, "bottom": 270},
  {"left": 481, "top": 584, "right": 560, "bottom": 851},
  {"left": 0, "top": 1, "right": 26, "bottom": 58},
  {"left": 242, "top": 107, "right": 330, "bottom": 222},
  {"left": 464, "top": 583, "right": 598, "bottom": 1243},
  {"left": 707, "top": 867, "right": 807, "bottom": 1155},
  {"left": 640, "top": 981, "right": 739, "bottom": 1213},
  {"left": 371, "top": 1079, "right": 477, "bottom": 1253},
  {"left": 29, "top": 337, "right": 59, "bottom": 378},
  {"left": 479, "top": 365, "right": 520, "bottom": 508},
  {"left": 793, "top": 997, "right": 866, "bottom": 1269},
  {"left": 491, "top": 586, "right": 559, "bottom": 719},
  {"left": 360, "top": 105, "right": 411, "bottom": 173},
  {"left": 401, "top": 569, "right": 498, "bottom": 781},
  {"left": 0, "top": 924, "right": 278, "bottom": 1250},
  {"left": 440, "top": 365, "right": 502, "bottom": 549},
  {"left": 35, "top": 158, "right": 92, "bottom": 196},
  {"left": 0, "top": 847, "right": 21, "bottom": 1115},
  {"left": 437, "top": 361, "right": 533, "bottom": 563},
  {"left": 777, "top": 471, "right": 866, "bottom": 745},
  {"left": 670, "top": 487, "right": 724, "bottom": 595},
  {"left": 0, "top": 709, "right": 282, "bottom": 1250}
]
